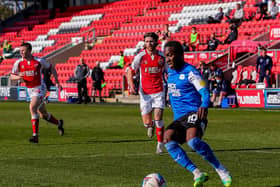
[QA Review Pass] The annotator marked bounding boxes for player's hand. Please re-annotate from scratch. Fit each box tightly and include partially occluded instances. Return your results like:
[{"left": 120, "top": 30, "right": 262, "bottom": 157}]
[
  {"left": 129, "top": 84, "right": 136, "bottom": 94},
  {"left": 197, "top": 107, "right": 208, "bottom": 120},
  {"left": 56, "top": 83, "right": 63, "bottom": 90},
  {"left": 266, "top": 70, "right": 270, "bottom": 75},
  {"left": 18, "top": 72, "right": 24, "bottom": 77}
]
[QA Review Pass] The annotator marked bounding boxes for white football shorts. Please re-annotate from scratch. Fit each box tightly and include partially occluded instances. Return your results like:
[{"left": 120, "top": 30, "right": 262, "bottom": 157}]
[
  {"left": 27, "top": 84, "right": 47, "bottom": 100},
  {"left": 140, "top": 91, "right": 165, "bottom": 115}
]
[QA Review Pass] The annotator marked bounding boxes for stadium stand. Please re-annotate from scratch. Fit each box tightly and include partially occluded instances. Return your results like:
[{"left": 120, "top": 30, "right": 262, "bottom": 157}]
[{"left": 1, "top": 0, "right": 280, "bottom": 99}]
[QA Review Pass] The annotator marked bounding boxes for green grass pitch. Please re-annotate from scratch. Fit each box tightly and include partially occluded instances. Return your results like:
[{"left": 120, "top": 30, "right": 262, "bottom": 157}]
[{"left": 0, "top": 102, "right": 280, "bottom": 187}]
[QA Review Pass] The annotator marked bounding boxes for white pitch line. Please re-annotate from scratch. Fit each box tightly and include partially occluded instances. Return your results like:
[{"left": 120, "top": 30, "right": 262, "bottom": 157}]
[{"left": 0, "top": 150, "right": 279, "bottom": 161}]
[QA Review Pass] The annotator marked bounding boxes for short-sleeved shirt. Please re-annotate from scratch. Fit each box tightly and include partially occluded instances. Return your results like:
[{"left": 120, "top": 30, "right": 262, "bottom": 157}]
[
  {"left": 168, "top": 63, "right": 210, "bottom": 120},
  {"left": 12, "top": 57, "right": 50, "bottom": 88},
  {"left": 130, "top": 49, "right": 167, "bottom": 95}
]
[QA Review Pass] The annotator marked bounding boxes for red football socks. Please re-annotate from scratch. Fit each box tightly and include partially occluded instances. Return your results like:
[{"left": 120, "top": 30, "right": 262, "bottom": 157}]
[
  {"left": 31, "top": 118, "right": 39, "bottom": 136},
  {"left": 156, "top": 127, "right": 164, "bottom": 143},
  {"left": 46, "top": 113, "right": 59, "bottom": 125}
]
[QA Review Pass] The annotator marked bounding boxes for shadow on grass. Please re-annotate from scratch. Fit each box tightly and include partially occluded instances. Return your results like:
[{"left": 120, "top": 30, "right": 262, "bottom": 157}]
[
  {"left": 32, "top": 139, "right": 154, "bottom": 146},
  {"left": 214, "top": 147, "right": 280, "bottom": 152},
  {"left": 87, "top": 139, "right": 153, "bottom": 144}
]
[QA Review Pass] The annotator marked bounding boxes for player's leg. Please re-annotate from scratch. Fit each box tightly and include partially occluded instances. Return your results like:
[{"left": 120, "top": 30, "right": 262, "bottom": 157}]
[
  {"left": 38, "top": 103, "right": 64, "bottom": 136},
  {"left": 99, "top": 87, "right": 103, "bottom": 102},
  {"left": 142, "top": 112, "right": 154, "bottom": 138},
  {"left": 154, "top": 108, "right": 164, "bottom": 154},
  {"left": 152, "top": 92, "right": 165, "bottom": 153},
  {"left": 29, "top": 95, "right": 43, "bottom": 143},
  {"left": 140, "top": 93, "right": 154, "bottom": 138},
  {"left": 77, "top": 82, "right": 82, "bottom": 103},
  {"left": 164, "top": 124, "right": 205, "bottom": 186},
  {"left": 83, "top": 79, "right": 89, "bottom": 104},
  {"left": 92, "top": 86, "right": 96, "bottom": 103},
  {"left": 218, "top": 91, "right": 227, "bottom": 107},
  {"left": 186, "top": 125, "right": 231, "bottom": 186}
]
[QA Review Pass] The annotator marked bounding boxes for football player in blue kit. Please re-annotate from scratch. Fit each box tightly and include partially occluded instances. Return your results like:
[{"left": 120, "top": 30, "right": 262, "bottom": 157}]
[{"left": 163, "top": 41, "right": 232, "bottom": 187}]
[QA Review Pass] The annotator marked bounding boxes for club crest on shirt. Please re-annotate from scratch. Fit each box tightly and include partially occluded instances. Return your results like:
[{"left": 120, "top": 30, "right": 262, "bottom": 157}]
[
  {"left": 22, "top": 65, "right": 24, "bottom": 69},
  {"left": 158, "top": 58, "right": 164, "bottom": 66},
  {"left": 144, "top": 60, "right": 148, "bottom": 64},
  {"left": 179, "top": 74, "right": 185, "bottom": 80}
]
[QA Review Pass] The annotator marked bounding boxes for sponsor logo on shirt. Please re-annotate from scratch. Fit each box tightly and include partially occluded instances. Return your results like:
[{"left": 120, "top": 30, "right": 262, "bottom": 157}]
[
  {"left": 144, "top": 67, "right": 161, "bottom": 74},
  {"left": 23, "top": 70, "right": 35, "bottom": 76},
  {"left": 168, "top": 83, "right": 181, "bottom": 97},
  {"left": 158, "top": 58, "right": 164, "bottom": 66}
]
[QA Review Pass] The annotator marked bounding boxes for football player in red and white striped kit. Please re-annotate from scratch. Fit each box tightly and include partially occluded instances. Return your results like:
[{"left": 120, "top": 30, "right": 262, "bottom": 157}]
[
  {"left": 127, "top": 32, "right": 168, "bottom": 154},
  {"left": 10, "top": 43, "right": 64, "bottom": 143}
]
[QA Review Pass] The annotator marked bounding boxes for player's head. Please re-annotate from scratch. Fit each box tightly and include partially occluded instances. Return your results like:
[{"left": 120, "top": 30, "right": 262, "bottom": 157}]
[
  {"left": 260, "top": 47, "right": 267, "bottom": 57},
  {"left": 210, "top": 63, "right": 217, "bottom": 71},
  {"left": 236, "top": 3, "right": 241, "bottom": 9},
  {"left": 80, "top": 58, "right": 85, "bottom": 64},
  {"left": 215, "top": 73, "right": 223, "bottom": 83},
  {"left": 200, "top": 61, "right": 206, "bottom": 68},
  {"left": 164, "top": 41, "right": 185, "bottom": 70},
  {"left": 144, "top": 32, "right": 159, "bottom": 52},
  {"left": 192, "top": 27, "right": 196, "bottom": 33},
  {"left": 20, "top": 43, "right": 32, "bottom": 59}
]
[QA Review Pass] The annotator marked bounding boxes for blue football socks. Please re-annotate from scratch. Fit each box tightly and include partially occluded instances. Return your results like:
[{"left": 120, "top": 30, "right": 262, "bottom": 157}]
[
  {"left": 188, "top": 137, "right": 220, "bottom": 169},
  {"left": 165, "top": 141, "right": 197, "bottom": 172}
]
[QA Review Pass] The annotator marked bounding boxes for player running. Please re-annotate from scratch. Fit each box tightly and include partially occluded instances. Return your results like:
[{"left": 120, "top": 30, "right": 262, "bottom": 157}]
[
  {"left": 163, "top": 41, "right": 232, "bottom": 187},
  {"left": 127, "top": 32, "right": 167, "bottom": 154},
  {"left": 10, "top": 43, "right": 64, "bottom": 143}
]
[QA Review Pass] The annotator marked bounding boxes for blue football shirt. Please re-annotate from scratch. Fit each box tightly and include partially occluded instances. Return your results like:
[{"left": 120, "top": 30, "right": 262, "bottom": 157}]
[{"left": 167, "top": 63, "right": 210, "bottom": 120}]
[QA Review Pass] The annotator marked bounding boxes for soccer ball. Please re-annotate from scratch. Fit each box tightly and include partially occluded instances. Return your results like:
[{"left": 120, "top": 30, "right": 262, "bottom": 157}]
[{"left": 142, "top": 173, "right": 167, "bottom": 187}]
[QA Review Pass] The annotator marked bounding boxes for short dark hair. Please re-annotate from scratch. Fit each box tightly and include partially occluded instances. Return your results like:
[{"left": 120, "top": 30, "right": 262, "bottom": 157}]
[
  {"left": 144, "top": 32, "right": 159, "bottom": 42},
  {"left": 260, "top": 47, "right": 267, "bottom": 51},
  {"left": 20, "top": 42, "right": 32, "bottom": 51},
  {"left": 164, "top": 41, "right": 184, "bottom": 56}
]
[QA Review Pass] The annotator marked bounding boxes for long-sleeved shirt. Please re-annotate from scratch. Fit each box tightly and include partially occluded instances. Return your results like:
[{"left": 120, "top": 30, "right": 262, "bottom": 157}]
[
  {"left": 74, "top": 63, "right": 90, "bottom": 82},
  {"left": 256, "top": 55, "right": 273, "bottom": 75}
]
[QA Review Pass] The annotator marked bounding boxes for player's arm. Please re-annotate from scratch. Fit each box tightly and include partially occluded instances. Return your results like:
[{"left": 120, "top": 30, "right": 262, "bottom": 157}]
[
  {"left": 188, "top": 71, "right": 210, "bottom": 120},
  {"left": 10, "top": 73, "right": 24, "bottom": 81},
  {"left": 126, "top": 68, "right": 136, "bottom": 94},
  {"left": 85, "top": 65, "right": 90, "bottom": 78},
  {"left": 10, "top": 60, "right": 23, "bottom": 81},
  {"left": 126, "top": 54, "right": 141, "bottom": 94},
  {"left": 50, "top": 64, "right": 62, "bottom": 89}
]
